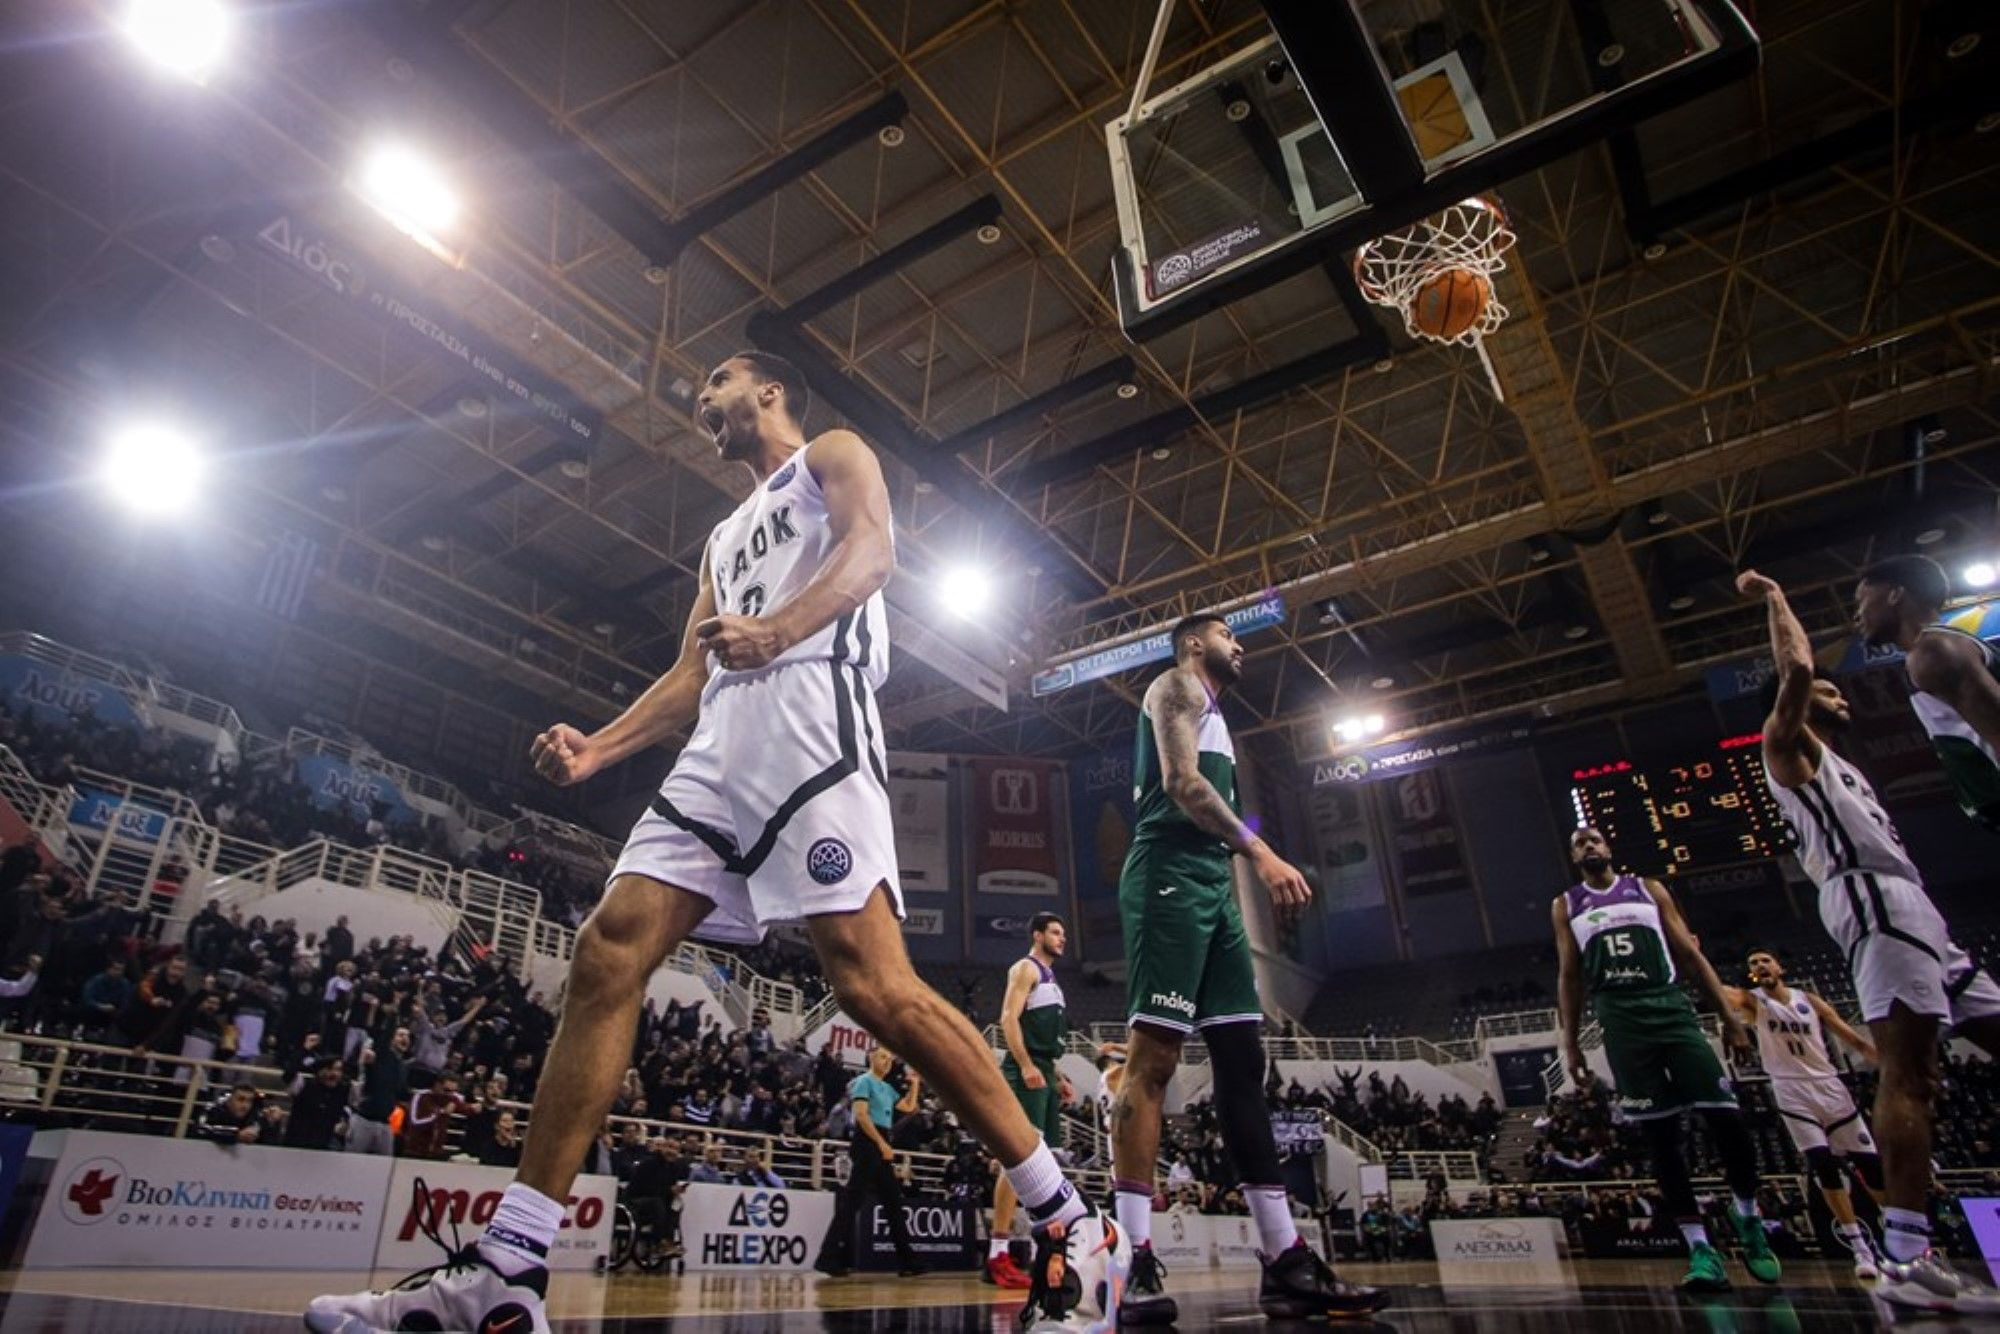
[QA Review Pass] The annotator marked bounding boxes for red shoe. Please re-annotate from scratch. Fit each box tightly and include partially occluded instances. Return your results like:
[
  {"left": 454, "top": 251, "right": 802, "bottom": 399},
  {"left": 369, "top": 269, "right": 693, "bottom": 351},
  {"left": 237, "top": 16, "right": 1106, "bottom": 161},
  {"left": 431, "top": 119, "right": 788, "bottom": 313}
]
[{"left": 986, "top": 1251, "right": 1032, "bottom": 1289}]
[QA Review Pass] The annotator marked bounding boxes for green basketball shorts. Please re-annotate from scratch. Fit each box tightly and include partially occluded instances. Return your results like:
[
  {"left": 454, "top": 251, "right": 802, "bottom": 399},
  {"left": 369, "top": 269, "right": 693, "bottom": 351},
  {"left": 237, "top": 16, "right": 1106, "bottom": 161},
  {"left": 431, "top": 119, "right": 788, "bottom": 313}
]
[
  {"left": 1118, "top": 838, "right": 1261, "bottom": 1034},
  {"left": 1594, "top": 988, "right": 1737, "bottom": 1121}
]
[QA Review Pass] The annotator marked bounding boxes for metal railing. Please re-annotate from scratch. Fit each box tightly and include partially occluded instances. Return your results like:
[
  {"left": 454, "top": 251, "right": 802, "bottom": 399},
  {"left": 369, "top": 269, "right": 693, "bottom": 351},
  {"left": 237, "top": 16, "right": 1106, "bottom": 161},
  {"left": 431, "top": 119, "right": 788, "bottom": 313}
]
[
  {"left": 1474, "top": 1009, "right": 1561, "bottom": 1041},
  {"left": 0, "top": 1031, "right": 1111, "bottom": 1199},
  {"left": 1383, "top": 1149, "right": 1484, "bottom": 1183}
]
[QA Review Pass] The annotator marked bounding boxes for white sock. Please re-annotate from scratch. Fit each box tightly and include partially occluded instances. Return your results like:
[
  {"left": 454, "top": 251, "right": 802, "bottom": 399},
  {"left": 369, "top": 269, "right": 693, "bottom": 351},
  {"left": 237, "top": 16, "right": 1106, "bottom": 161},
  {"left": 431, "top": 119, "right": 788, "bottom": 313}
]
[
  {"left": 1115, "top": 1188, "right": 1154, "bottom": 1250},
  {"left": 1246, "top": 1185, "right": 1299, "bottom": 1255},
  {"left": 1731, "top": 1195, "right": 1759, "bottom": 1219},
  {"left": 1007, "top": 1144, "right": 1086, "bottom": 1230},
  {"left": 1883, "top": 1207, "right": 1931, "bottom": 1263},
  {"left": 477, "top": 1183, "right": 563, "bottom": 1276},
  {"left": 989, "top": 1235, "right": 1011, "bottom": 1261},
  {"left": 1679, "top": 1222, "right": 1711, "bottom": 1249}
]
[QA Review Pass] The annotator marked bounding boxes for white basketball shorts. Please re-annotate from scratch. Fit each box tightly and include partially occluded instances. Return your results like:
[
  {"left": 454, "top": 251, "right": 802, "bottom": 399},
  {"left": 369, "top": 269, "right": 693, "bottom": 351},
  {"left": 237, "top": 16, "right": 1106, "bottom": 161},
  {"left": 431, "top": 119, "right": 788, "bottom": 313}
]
[
  {"left": 609, "top": 657, "right": 902, "bottom": 943},
  {"left": 1819, "top": 872, "right": 2000, "bottom": 1027},
  {"left": 1770, "top": 1076, "right": 1875, "bottom": 1157}
]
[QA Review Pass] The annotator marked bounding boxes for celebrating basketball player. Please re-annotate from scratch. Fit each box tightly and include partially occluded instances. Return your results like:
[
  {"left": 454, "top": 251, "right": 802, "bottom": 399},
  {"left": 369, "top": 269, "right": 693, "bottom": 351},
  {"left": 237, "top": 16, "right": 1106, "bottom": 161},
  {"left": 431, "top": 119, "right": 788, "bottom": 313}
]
[
  {"left": 984, "top": 912, "right": 1072, "bottom": 1290},
  {"left": 1553, "top": 827, "right": 1781, "bottom": 1292},
  {"left": 1110, "top": 614, "right": 1386, "bottom": 1323},
  {"left": 1853, "top": 553, "right": 2000, "bottom": 830},
  {"left": 1721, "top": 949, "right": 1884, "bottom": 1280},
  {"left": 307, "top": 353, "right": 1125, "bottom": 1334},
  {"left": 1740, "top": 568, "right": 2000, "bottom": 1314}
]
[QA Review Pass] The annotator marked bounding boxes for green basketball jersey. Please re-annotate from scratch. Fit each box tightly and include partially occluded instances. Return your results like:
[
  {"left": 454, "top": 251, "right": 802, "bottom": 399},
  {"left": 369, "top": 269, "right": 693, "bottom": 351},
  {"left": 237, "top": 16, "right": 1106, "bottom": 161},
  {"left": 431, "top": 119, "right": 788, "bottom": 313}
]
[
  {"left": 1564, "top": 875, "right": 1678, "bottom": 994},
  {"left": 1132, "top": 677, "right": 1238, "bottom": 853},
  {"left": 1910, "top": 625, "right": 2000, "bottom": 829},
  {"left": 1017, "top": 957, "right": 1066, "bottom": 1062}
]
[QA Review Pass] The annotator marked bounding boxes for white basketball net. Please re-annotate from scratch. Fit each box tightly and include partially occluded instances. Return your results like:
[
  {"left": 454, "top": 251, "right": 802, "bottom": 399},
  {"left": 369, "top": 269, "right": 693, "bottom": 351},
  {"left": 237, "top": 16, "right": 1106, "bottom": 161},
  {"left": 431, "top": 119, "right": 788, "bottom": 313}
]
[{"left": 1354, "top": 198, "right": 1518, "bottom": 348}]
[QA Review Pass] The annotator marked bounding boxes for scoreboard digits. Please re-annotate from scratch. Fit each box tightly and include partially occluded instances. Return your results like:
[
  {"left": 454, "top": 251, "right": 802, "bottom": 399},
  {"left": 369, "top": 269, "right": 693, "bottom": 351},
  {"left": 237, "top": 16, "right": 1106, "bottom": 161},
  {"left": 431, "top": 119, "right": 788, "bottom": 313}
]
[{"left": 1569, "top": 735, "right": 1788, "bottom": 876}]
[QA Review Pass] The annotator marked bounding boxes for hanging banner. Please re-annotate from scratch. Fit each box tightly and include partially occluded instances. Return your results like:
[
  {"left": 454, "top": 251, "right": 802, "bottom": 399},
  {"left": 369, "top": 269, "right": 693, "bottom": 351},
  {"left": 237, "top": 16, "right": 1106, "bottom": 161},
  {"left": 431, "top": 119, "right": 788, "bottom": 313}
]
[
  {"left": 971, "top": 758, "right": 1061, "bottom": 896},
  {"left": 1302, "top": 783, "right": 1386, "bottom": 914},
  {"left": 1031, "top": 593, "right": 1286, "bottom": 698},
  {"left": 255, "top": 214, "right": 602, "bottom": 447},
  {"left": 24, "top": 1130, "right": 392, "bottom": 1269},
  {"left": 1384, "top": 770, "right": 1472, "bottom": 898},
  {"left": 805, "top": 1009, "right": 875, "bottom": 1068},
  {"left": 1270, "top": 1109, "right": 1326, "bottom": 1157},
  {"left": 67, "top": 788, "right": 174, "bottom": 844},
  {"left": 1308, "top": 718, "right": 1535, "bottom": 782},
  {"left": 1839, "top": 665, "right": 1954, "bottom": 806},
  {"left": 293, "top": 755, "right": 420, "bottom": 825},
  {"left": 0, "top": 656, "right": 145, "bottom": 730},
  {"left": 376, "top": 1161, "right": 612, "bottom": 1272},
  {"left": 1070, "top": 747, "right": 1134, "bottom": 958},
  {"left": 887, "top": 753, "right": 951, "bottom": 895}
]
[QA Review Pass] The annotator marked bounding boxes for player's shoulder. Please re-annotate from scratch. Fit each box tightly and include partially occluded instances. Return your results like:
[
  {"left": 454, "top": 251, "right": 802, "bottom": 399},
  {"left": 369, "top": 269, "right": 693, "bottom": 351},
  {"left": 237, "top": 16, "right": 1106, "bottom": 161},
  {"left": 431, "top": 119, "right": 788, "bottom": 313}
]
[
  {"left": 804, "top": 428, "right": 873, "bottom": 468},
  {"left": 1146, "top": 664, "right": 1204, "bottom": 707},
  {"left": 1906, "top": 627, "right": 1975, "bottom": 690}
]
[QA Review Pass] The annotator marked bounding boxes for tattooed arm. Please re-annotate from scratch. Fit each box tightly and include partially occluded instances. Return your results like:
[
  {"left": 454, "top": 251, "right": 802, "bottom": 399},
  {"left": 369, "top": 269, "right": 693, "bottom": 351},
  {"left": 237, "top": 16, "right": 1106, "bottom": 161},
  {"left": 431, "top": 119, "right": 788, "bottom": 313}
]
[{"left": 1146, "top": 667, "right": 1311, "bottom": 910}]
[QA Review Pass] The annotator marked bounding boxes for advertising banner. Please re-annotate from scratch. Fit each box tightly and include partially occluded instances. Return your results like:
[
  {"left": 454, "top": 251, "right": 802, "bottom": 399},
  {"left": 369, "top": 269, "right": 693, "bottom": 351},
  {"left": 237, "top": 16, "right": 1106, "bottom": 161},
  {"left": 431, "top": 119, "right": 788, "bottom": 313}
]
[
  {"left": 680, "top": 1182, "right": 836, "bottom": 1272},
  {"left": 294, "top": 755, "right": 419, "bottom": 825},
  {"left": 856, "top": 1201, "right": 979, "bottom": 1271},
  {"left": 67, "top": 788, "right": 173, "bottom": 844},
  {"left": 1271, "top": 1109, "right": 1325, "bottom": 1157},
  {"left": 970, "top": 758, "right": 1061, "bottom": 896},
  {"left": 1383, "top": 770, "right": 1473, "bottom": 898},
  {"left": 1308, "top": 718, "right": 1535, "bottom": 783},
  {"left": 1963, "top": 1197, "right": 2000, "bottom": 1287},
  {"left": 1840, "top": 664, "right": 1955, "bottom": 807},
  {"left": 1209, "top": 1215, "right": 1262, "bottom": 1268},
  {"left": 1575, "top": 1215, "right": 1687, "bottom": 1259},
  {"left": 1302, "top": 783, "right": 1385, "bottom": 914},
  {"left": 1429, "top": 1217, "right": 1566, "bottom": 1265},
  {"left": 887, "top": 754, "right": 951, "bottom": 895},
  {"left": 374, "top": 1161, "right": 612, "bottom": 1272},
  {"left": 805, "top": 1010, "right": 876, "bottom": 1069},
  {"left": 1032, "top": 593, "right": 1286, "bottom": 698},
  {"left": 1150, "top": 1210, "right": 1215, "bottom": 1271},
  {"left": 24, "top": 1130, "right": 391, "bottom": 1269},
  {"left": 0, "top": 655, "right": 144, "bottom": 730},
  {"left": 901, "top": 908, "right": 945, "bottom": 936},
  {"left": 255, "top": 214, "right": 602, "bottom": 447},
  {"left": 1070, "top": 747, "right": 1134, "bottom": 960},
  {"left": 973, "top": 913, "right": 1043, "bottom": 942}
]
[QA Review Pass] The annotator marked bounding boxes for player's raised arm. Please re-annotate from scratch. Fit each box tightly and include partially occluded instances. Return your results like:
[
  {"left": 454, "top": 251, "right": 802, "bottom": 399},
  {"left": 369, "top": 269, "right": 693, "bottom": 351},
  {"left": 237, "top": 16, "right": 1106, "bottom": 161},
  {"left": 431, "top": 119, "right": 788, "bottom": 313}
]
[
  {"left": 1738, "top": 569, "right": 1816, "bottom": 787},
  {"left": 1907, "top": 630, "right": 2000, "bottom": 761},
  {"left": 1805, "top": 991, "right": 1878, "bottom": 1066},
  {"left": 530, "top": 553, "right": 719, "bottom": 786},
  {"left": 1643, "top": 880, "right": 1750, "bottom": 1051}
]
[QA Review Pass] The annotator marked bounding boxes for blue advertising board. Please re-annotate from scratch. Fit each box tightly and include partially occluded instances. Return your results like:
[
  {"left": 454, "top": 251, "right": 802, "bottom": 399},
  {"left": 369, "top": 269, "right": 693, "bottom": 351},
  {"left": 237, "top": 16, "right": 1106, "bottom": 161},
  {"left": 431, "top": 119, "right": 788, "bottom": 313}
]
[{"left": 1032, "top": 593, "right": 1286, "bottom": 698}]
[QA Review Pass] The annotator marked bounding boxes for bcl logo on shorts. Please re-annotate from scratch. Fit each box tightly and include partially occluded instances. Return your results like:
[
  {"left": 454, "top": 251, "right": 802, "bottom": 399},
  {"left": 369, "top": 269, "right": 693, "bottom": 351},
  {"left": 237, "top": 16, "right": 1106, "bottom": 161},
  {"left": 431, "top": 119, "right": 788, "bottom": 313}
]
[{"left": 807, "top": 838, "right": 852, "bottom": 885}]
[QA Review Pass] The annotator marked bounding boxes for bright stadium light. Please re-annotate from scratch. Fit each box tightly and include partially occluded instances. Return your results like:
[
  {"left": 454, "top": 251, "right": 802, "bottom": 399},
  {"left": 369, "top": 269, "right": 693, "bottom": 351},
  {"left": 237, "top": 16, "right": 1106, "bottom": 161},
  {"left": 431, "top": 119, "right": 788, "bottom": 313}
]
[
  {"left": 937, "top": 565, "right": 992, "bottom": 618},
  {"left": 355, "top": 142, "right": 460, "bottom": 242},
  {"left": 1965, "top": 561, "right": 1998, "bottom": 590},
  {"left": 1334, "top": 714, "right": 1387, "bottom": 745},
  {"left": 120, "top": 0, "right": 233, "bottom": 83},
  {"left": 102, "top": 420, "right": 205, "bottom": 515}
]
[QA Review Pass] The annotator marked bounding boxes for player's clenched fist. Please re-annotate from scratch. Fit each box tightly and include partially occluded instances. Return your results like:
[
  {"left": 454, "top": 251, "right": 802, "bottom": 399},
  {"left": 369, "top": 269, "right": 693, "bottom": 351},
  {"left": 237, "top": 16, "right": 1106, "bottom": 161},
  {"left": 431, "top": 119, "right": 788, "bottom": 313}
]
[{"left": 530, "top": 723, "right": 601, "bottom": 786}]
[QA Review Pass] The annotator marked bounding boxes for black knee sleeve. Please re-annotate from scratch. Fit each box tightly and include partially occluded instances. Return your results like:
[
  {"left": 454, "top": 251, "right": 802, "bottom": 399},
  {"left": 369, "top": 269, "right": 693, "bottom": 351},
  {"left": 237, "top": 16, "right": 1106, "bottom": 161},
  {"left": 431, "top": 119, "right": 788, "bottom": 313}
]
[
  {"left": 1849, "top": 1151, "right": 1884, "bottom": 1194},
  {"left": 1643, "top": 1116, "right": 1698, "bottom": 1218},
  {"left": 1202, "top": 1020, "right": 1283, "bottom": 1187},
  {"left": 1804, "top": 1147, "right": 1846, "bottom": 1192},
  {"left": 1700, "top": 1108, "right": 1762, "bottom": 1202}
]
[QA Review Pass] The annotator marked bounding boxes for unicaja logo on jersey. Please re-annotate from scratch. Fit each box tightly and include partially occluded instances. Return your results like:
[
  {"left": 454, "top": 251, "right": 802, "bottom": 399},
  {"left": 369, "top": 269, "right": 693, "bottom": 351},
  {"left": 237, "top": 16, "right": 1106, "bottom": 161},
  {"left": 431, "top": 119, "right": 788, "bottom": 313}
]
[
  {"left": 1150, "top": 991, "right": 1196, "bottom": 1018},
  {"left": 806, "top": 838, "right": 852, "bottom": 885}
]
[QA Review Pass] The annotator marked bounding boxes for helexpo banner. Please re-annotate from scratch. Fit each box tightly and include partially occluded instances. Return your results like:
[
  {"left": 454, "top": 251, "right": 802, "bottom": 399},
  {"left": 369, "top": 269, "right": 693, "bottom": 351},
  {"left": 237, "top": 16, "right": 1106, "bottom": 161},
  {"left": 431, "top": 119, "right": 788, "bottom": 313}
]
[
  {"left": 25, "top": 1130, "right": 390, "bottom": 1269},
  {"left": 681, "top": 1182, "right": 836, "bottom": 1271}
]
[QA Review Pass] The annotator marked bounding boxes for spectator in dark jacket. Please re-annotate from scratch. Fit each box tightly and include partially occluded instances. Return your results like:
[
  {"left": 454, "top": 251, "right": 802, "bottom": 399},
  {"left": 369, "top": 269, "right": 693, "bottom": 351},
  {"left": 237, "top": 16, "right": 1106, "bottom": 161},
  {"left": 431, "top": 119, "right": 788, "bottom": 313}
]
[
  {"left": 199, "top": 1085, "right": 263, "bottom": 1145},
  {"left": 324, "top": 915, "right": 354, "bottom": 963},
  {"left": 284, "top": 1057, "right": 351, "bottom": 1150}
]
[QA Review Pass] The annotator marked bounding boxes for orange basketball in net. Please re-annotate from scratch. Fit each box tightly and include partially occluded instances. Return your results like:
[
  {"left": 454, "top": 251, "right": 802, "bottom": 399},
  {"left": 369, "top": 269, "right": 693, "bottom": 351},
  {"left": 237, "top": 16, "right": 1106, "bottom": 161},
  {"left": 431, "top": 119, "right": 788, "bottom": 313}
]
[{"left": 1409, "top": 268, "right": 1492, "bottom": 341}]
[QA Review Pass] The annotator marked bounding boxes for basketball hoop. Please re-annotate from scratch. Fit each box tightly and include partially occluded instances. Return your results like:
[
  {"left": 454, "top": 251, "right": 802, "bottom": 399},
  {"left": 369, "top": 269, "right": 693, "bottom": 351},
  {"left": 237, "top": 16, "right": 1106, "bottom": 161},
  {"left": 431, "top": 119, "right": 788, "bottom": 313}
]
[{"left": 1353, "top": 197, "right": 1518, "bottom": 349}]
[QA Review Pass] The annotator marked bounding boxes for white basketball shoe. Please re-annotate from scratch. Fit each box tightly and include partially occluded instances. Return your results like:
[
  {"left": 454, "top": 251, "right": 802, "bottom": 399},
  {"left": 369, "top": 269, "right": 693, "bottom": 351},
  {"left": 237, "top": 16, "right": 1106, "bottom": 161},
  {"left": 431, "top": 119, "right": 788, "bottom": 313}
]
[{"left": 1021, "top": 1204, "right": 1130, "bottom": 1332}]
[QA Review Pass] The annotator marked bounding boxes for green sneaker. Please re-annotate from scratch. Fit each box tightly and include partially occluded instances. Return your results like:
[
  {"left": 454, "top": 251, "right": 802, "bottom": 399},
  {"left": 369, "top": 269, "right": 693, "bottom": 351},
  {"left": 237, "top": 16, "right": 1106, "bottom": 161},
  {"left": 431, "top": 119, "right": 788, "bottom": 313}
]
[
  {"left": 1733, "top": 1212, "right": 1782, "bottom": 1284},
  {"left": 1682, "top": 1241, "right": 1732, "bottom": 1293}
]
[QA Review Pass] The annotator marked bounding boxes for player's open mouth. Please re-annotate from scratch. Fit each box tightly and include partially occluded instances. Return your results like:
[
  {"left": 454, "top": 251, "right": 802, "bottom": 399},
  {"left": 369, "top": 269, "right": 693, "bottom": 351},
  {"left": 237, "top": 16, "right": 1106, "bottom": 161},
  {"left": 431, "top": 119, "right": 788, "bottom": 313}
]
[{"left": 701, "top": 407, "right": 727, "bottom": 438}]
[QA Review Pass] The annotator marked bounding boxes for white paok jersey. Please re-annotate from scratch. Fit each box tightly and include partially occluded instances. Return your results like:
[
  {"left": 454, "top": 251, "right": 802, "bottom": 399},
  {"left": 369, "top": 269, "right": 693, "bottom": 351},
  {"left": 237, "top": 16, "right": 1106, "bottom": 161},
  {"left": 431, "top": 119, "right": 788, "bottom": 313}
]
[
  {"left": 1766, "top": 743, "right": 1922, "bottom": 889},
  {"left": 1749, "top": 987, "right": 1837, "bottom": 1082},
  {"left": 705, "top": 436, "right": 890, "bottom": 689}
]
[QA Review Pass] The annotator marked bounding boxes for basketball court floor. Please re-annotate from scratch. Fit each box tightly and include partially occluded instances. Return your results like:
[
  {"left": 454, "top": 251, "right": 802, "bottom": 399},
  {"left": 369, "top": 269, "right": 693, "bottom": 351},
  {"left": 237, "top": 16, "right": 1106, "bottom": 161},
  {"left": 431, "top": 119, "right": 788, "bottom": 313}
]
[{"left": 0, "top": 1260, "right": 1921, "bottom": 1331}]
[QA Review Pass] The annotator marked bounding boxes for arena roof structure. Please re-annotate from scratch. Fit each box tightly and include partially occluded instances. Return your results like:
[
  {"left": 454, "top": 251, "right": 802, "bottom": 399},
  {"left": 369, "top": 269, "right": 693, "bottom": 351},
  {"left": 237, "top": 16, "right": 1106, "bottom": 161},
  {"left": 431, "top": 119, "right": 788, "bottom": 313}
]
[{"left": 1, "top": 0, "right": 1995, "bottom": 777}]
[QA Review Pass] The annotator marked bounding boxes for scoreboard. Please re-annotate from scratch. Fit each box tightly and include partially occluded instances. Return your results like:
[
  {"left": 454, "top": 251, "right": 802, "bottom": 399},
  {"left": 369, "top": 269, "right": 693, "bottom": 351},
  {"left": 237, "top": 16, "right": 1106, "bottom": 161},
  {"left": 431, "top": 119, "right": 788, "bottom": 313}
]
[{"left": 1568, "top": 735, "right": 1790, "bottom": 877}]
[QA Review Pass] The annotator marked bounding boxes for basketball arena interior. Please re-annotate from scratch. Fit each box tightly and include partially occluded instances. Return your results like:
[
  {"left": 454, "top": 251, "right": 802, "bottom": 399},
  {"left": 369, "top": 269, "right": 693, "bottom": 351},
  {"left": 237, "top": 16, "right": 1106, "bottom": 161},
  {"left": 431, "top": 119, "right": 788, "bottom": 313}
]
[{"left": 0, "top": 0, "right": 1996, "bottom": 1329}]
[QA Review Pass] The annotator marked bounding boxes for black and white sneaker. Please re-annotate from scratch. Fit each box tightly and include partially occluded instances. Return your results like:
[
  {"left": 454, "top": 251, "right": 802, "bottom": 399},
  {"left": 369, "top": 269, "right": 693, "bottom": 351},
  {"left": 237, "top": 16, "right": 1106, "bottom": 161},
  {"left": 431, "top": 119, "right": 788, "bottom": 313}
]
[
  {"left": 1021, "top": 1206, "right": 1129, "bottom": 1332},
  {"left": 1259, "top": 1239, "right": 1390, "bottom": 1319},
  {"left": 304, "top": 1178, "right": 552, "bottom": 1334},
  {"left": 1117, "top": 1243, "right": 1176, "bottom": 1327}
]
